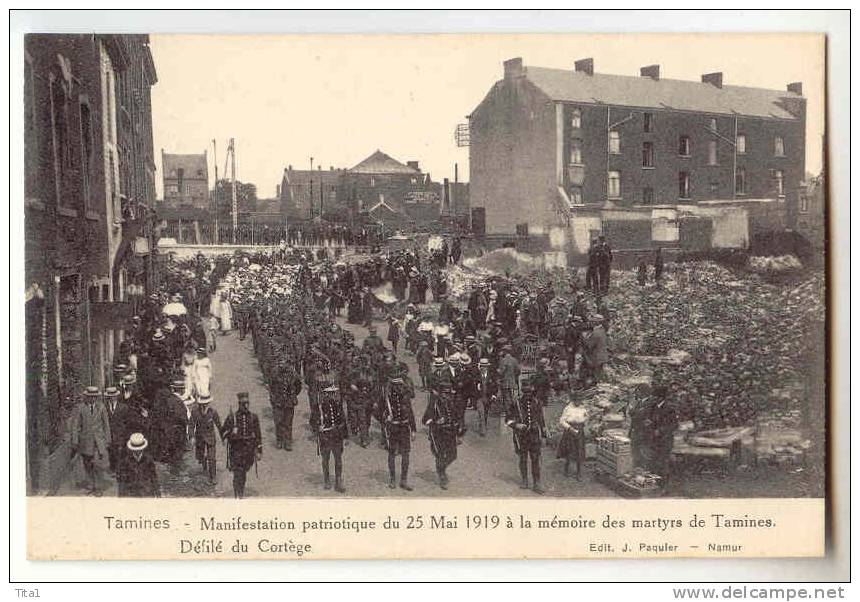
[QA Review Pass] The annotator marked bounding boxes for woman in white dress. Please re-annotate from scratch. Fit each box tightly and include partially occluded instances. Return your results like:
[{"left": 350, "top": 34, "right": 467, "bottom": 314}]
[
  {"left": 192, "top": 348, "right": 213, "bottom": 398},
  {"left": 219, "top": 291, "right": 234, "bottom": 332}
]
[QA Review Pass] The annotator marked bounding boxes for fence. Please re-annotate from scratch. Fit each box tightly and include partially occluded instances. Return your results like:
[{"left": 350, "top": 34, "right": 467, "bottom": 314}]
[{"left": 158, "top": 222, "right": 381, "bottom": 247}]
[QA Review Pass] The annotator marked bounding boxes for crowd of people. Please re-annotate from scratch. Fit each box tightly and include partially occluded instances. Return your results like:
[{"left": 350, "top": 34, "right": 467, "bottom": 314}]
[{"left": 67, "top": 235, "right": 683, "bottom": 498}]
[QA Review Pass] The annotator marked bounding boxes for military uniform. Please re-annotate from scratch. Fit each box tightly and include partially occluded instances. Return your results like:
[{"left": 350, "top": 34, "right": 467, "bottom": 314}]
[
  {"left": 423, "top": 382, "right": 459, "bottom": 490},
  {"left": 382, "top": 377, "right": 417, "bottom": 490},
  {"left": 269, "top": 362, "right": 302, "bottom": 450},
  {"left": 505, "top": 385, "right": 547, "bottom": 494},
  {"left": 191, "top": 400, "right": 222, "bottom": 482},
  {"left": 311, "top": 385, "right": 348, "bottom": 493},
  {"left": 221, "top": 393, "right": 262, "bottom": 498}
]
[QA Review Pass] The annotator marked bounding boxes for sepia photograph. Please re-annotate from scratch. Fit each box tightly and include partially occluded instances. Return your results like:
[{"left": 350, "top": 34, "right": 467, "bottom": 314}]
[{"left": 11, "top": 10, "right": 848, "bottom": 575}]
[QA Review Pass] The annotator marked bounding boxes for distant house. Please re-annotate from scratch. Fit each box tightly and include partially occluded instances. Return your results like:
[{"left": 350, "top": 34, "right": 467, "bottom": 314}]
[
  {"left": 279, "top": 164, "right": 342, "bottom": 220},
  {"left": 161, "top": 151, "right": 209, "bottom": 209}
]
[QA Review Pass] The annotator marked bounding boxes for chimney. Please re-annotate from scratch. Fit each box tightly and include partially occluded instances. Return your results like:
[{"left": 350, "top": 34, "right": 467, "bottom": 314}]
[
  {"left": 574, "top": 58, "right": 594, "bottom": 76},
  {"left": 787, "top": 82, "right": 803, "bottom": 96},
  {"left": 287, "top": 165, "right": 292, "bottom": 171},
  {"left": 454, "top": 163, "right": 459, "bottom": 183},
  {"left": 640, "top": 65, "right": 660, "bottom": 80},
  {"left": 503, "top": 57, "right": 524, "bottom": 79},
  {"left": 702, "top": 72, "right": 723, "bottom": 88},
  {"left": 276, "top": 184, "right": 281, "bottom": 197},
  {"left": 330, "top": 166, "right": 334, "bottom": 171},
  {"left": 407, "top": 161, "right": 419, "bottom": 171}
]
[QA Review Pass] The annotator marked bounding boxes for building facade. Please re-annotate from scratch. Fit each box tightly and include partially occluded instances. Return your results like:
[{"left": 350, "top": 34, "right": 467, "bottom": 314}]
[
  {"left": 279, "top": 164, "right": 343, "bottom": 220},
  {"left": 469, "top": 58, "right": 806, "bottom": 237},
  {"left": 23, "top": 34, "right": 157, "bottom": 493},
  {"left": 161, "top": 151, "right": 209, "bottom": 208}
]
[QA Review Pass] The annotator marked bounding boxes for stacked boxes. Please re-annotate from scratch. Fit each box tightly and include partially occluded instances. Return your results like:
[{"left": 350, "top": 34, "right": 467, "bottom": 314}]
[{"left": 596, "top": 431, "right": 634, "bottom": 477}]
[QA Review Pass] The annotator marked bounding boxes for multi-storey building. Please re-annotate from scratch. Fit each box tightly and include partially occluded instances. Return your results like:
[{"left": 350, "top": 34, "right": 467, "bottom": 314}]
[
  {"left": 279, "top": 163, "right": 343, "bottom": 220},
  {"left": 161, "top": 151, "right": 209, "bottom": 208},
  {"left": 469, "top": 58, "right": 806, "bottom": 239},
  {"left": 23, "top": 34, "right": 157, "bottom": 492}
]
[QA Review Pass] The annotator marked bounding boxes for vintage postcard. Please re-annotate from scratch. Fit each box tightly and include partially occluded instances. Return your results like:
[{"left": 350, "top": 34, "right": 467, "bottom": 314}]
[{"left": 18, "top": 27, "right": 831, "bottom": 562}]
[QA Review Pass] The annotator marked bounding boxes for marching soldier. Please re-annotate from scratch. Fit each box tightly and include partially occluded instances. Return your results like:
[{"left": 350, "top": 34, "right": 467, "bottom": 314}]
[
  {"left": 269, "top": 359, "right": 302, "bottom": 450},
  {"left": 505, "top": 381, "right": 547, "bottom": 494},
  {"left": 221, "top": 392, "right": 263, "bottom": 498},
  {"left": 382, "top": 376, "right": 417, "bottom": 491},
  {"left": 311, "top": 385, "right": 348, "bottom": 493},
  {"left": 423, "top": 379, "right": 459, "bottom": 490},
  {"left": 191, "top": 394, "right": 222, "bottom": 484}
]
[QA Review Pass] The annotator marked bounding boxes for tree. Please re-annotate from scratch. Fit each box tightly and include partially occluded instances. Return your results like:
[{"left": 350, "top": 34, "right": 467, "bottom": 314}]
[{"left": 213, "top": 178, "right": 258, "bottom": 217}]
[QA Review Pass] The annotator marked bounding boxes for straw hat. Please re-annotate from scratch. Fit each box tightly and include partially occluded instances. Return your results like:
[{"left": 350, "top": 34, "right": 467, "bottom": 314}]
[
  {"left": 104, "top": 387, "right": 119, "bottom": 398},
  {"left": 83, "top": 386, "right": 101, "bottom": 398},
  {"left": 127, "top": 432, "right": 148, "bottom": 451},
  {"left": 198, "top": 394, "right": 212, "bottom": 405}
]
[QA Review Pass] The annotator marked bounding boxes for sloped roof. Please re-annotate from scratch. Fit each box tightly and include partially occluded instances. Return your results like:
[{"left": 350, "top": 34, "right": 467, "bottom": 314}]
[
  {"left": 523, "top": 66, "right": 801, "bottom": 120},
  {"left": 163, "top": 153, "right": 208, "bottom": 179},
  {"left": 349, "top": 150, "right": 419, "bottom": 174}
]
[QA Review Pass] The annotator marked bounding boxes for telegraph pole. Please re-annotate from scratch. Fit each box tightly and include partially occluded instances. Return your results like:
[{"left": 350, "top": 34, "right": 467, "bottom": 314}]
[
  {"left": 230, "top": 138, "right": 238, "bottom": 243},
  {"left": 212, "top": 139, "right": 219, "bottom": 244}
]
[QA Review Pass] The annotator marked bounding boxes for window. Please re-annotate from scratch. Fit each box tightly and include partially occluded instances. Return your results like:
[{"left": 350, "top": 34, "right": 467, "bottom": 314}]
[
  {"left": 569, "top": 186, "right": 583, "bottom": 204},
  {"left": 570, "top": 108, "right": 581, "bottom": 129},
  {"left": 735, "top": 167, "right": 746, "bottom": 195},
  {"left": 50, "top": 74, "right": 73, "bottom": 208},
  {"left": 642, "top": 187, "right": 654, "bottom": 205},
  {"left": 166, "top": 184, "right": 179, "bottom": 195},
  {"left": 707, "top": 140, "right": 718, "bottom": 166},
  {"left": 800, "top": 195, "right": 809, "bottom": 213},
  {"left": 774, "top": 169, "right": 785, "bottom": 198},
  {"left": 709, "top": 181, "right": 720, "bottom": 195},
  {"left": 736, "top": 134, "right": 746, "bottom": 155},
  {"left": 774, "top": 136, "right": 785, "bottom": 157},
  {"left": 679, "top": 172, "right": 691, "bottom": 199},
  {"left": 709, "top": 118, "right": 717, "bottom": 132},
  {"left": 410, "top": 177, "right": 417, "bottom": 185},
  {"left": 644, "top": 112, "right": 652, "bottom": 133},
  {"left": 24, "top": 54, "right": 37, "bottom": 199},
  {"left": 678, "top": 135, "right": 691, "bottom": 157},
  {"left": 642, "top": 142, "right": 654, "bottom": 168},
  {"left": 607, "top": 171, "right": 621, "bottom": 199},
  {"left": 79, "top": 102, "right": 93, "bottom": 209},
  {"left": 570, "top": 138, "right": 583, "bottom": 164},
  {"left": 370, "top": 176, "right": 376, "bottom": 187},
  {"left": 609, "top": 131, "right": 621, "bottom": 155}
]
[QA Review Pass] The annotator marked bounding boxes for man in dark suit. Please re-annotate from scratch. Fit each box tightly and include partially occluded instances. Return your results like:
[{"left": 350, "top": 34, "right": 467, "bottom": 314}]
[
  {"left": 117, "top": 432, "right": 160, "bottom": 497},
  {"left": 220, "top": 392, "right": 262, "bottom": 498}
]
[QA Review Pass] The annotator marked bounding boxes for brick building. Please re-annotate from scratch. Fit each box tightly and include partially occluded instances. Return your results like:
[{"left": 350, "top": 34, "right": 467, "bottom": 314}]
[
  {"left": 161, "top": 151, "right": 209, "bottom": 208},
  {"left": 279, "top": 164, "right": 343, "bottom": 220},
  {"left": 23, "top": 34, "right": 157, "bottom": 493},
  {"left": 469, "top": 58, "right": 806, "bottom": 238}
]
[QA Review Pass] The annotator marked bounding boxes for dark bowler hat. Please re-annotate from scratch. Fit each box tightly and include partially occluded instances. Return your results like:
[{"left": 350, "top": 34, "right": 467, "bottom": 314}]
[{"left": 237, "top": 391, "right": 250, "bottom": 402}]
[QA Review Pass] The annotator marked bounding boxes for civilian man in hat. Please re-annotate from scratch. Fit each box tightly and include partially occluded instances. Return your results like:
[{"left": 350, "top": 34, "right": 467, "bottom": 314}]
[
  {"left": 69, "top": 386, "right": 111, "bottom": 496},
  {"left": 269, "top": 359, "right": 303, "bottom": 450},
  {"left": 497, "top": 345, "right": 521, "bottom": 410},
  {"left": 162, "top": 378, "right": 190, "bottom": 470},
  {"left": 382, "top": 376, "right": 417, "bottom": 490},
  {"left": 505, "top": 380, "right": 547, "bottom": 494},
  {"left": 117, "top": 433, "right": 160, "bottom": 497},
  {"left": 311, "top": 385, "right": 348, "bottom": 493},
  {"left": 581, "top": 316, "right": 608, "bottom": 386},
  {"left": 475, "top": 358, "right": 496, "bottom": 436},
  {"left": 415, "top": 341, "right": 433, "bottom": 389},
  {"left": 221, "top": 392, "right": 262, "bottom": 498},
  {"left": 191, "top": 394, "right": 222, "bottom": 483},
  {"left": 102, "top": 386, "right": 129, "bottom": 473}
]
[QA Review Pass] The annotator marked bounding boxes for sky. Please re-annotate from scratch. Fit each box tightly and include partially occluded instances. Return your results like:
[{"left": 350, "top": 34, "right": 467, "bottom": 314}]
[{"left": 150, "top": 33, "right": 824, "bottom": 199}]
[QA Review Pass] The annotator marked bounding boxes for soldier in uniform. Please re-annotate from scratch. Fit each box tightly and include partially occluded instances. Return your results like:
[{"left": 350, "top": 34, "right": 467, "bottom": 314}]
[
  {"left": 191, "top": 394, "right": 222, "bottom": 484},
  {"left": 221, "top": 392, "right": 263, "bottom": 498},
  {"left": 382, "top": 376, "right": 417, "bottom": 491},
  {"left": 423, "top": 374, "right": 459, "bottom": 490},
  {"left": 269, "top": 359, "right": 302, "bottom": 450},
  {"left": 311, "top": 385, "right": 348, "bottom": 493},
  {"left": 505, "top": 381, "right": 547, "bottom": 494}
]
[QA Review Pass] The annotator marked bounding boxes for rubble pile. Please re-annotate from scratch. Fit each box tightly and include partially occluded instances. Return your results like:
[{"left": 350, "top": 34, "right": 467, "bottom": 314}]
[
  {"left": 463, "top": 247, "right": 543, "bottom": 276},
  {"left": 446, "top": 264, "right": 494, "bottom": 300},
  {"left": 748, "top": 254, "right": 803, "bottom": 276}
]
